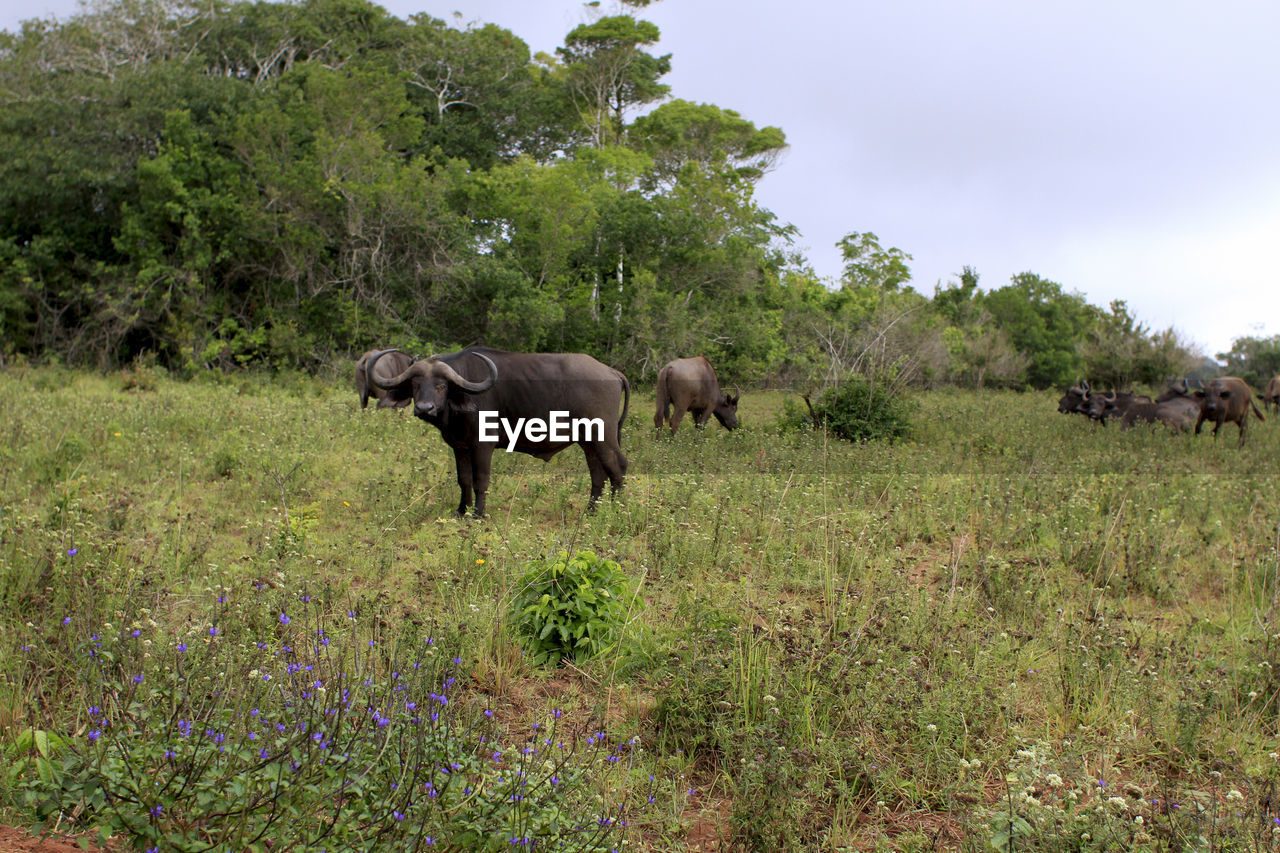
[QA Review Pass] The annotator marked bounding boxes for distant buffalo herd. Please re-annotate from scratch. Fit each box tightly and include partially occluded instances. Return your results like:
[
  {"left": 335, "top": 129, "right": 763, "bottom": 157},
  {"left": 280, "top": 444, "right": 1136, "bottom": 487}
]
[
  {"left": 1058, "top": 375, "right": 1280, "bottom": 448},
  {"left": 353, "top": 347, "right": 738, "bottom": 516}
]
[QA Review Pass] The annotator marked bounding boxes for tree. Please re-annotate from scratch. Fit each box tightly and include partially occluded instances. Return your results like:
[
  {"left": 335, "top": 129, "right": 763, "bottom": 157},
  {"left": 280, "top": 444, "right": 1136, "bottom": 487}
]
[
  {"left": 983, "top": 272, "right": 1092, "bottom": 389},
  {"left": 627, "top": 99, "right": 786, "bottom": 186},
  {"left": 1217, "top": 334, "right": 1280, "bottom": 388},
  {"left": 556, "top": 15, "right": 670, "bottom": 148},
  {"left": 836, "top": 231, "right": 912, "bottom": 292}
]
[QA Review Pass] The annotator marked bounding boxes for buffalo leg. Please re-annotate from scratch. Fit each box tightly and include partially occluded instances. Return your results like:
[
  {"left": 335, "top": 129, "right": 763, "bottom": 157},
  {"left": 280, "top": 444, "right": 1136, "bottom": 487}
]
[
  {"left": 1237, "top": 420, "right": 1247, "bottom": 448},
  {"left": 668, "top": 405, "right": 688, "bottom": 436},
  {"left": 603, "top": 447, "right": 627, "bottom": 495},
  {"left": 471, "top": 445, "right": 495, "bottom": 517},
  {"left": 583, "top": 447, "right": 607, "bottom": 508},
  {"left": 1194, "top": 413, "right": 1206, "bottom": 435},
  {"left": 453, "top": 450, "right": 475, "bottom": 516},
  {"left": 654, "top": 404, "right": 669, "bottom": 433},
  {"left": 693, "top": 407, "right": 710, "bottom": 429}
]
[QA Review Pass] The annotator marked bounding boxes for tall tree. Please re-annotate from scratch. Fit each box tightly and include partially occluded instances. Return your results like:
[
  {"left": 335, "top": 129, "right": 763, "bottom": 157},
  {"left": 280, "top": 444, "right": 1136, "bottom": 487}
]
[
  {"left": 837, "top": 231, "right": 912, "bottom": 292},
  {"left": 627, "top": 99, "right": 786, "bottom": 186},
  {"left": 556, "top": 15, "right": 670, "bottom": 148}
]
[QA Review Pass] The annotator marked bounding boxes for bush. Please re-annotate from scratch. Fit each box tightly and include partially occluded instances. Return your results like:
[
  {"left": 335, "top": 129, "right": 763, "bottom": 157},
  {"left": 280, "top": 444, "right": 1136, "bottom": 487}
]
[
  {"left": 508, "top": 550, "right": 636, "bottom": 666},
  {"left": 778, "top": 377, "right": 913, "bottom": 443}
]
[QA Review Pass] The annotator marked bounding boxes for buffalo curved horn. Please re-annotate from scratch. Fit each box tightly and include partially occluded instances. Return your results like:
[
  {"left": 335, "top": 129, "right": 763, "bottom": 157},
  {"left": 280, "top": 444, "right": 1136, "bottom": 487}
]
[
  {"left": 1081, "top": 379, "right": 1090, "bottom": 393},
  {"left": 365, "top": 349, "right": 404, "bottom": 389},
  {"left": 435, "top": 351, "right": 497, "bottom": 394},
  {"left": 368, "top": 349, "right": 428, "bottom": 391}
]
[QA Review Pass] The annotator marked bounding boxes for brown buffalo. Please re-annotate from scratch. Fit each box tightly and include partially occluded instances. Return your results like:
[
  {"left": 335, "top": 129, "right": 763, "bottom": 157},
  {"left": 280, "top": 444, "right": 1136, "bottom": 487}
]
[
  {"left": 1057, "top": 380, "right": 1091, "bottom": 416},
  {"left": 356, "top": 349, "right": 415, "bottom": 409},
  {"left": 1120, "top": 397, "right": 1200, "bottom": 432},
  {"left": 1262, "top": 375, "right": 1280, "bottom": 413},
  {"left": 654, "top": 356, "right": 740, "bottom": 435},
  {"left": 368, "top": 347, "right": 629, "bottom": 516},
  {"left": 1085, "top": 391, "right": 1151, "bottom": 426},
  {"left": 1192, "top": 376, "right": 1265, "bottom": 447}
]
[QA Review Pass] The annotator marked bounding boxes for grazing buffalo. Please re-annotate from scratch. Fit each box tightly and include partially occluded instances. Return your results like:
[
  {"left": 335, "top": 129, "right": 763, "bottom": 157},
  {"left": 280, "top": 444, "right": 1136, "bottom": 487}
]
[
  {"left": 1263, "top": 375, "right": 1280, "bottom": 413},
  {"left": 1057, "top": 380, "right": 1091, "bottom": 416},
  {"left": 368, "top": 347, "right": 629, "bottom": 516},
  {"left": 1193, "top": 376, "right": 1265, "bottom": 447},
  {"left": 356, "top": 349, "right": 415, "bottom": 409},
  {"left": 1086, "top": 391, "right": 1151, "bottom": 426},
  {"left": 1120, "top": 397, "right": 1200, "bottom": 432},
  {"left": 654, "top": 356, "right": 740, "bottom": 435}
]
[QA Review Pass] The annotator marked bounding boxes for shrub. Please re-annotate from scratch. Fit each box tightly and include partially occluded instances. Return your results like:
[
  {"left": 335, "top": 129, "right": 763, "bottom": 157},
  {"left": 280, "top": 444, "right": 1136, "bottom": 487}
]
[
  {"left": 508, "top": 550, "right": 636, "bottom": 666},
  {"left": 779, "top": 376, "right": 913, "bottom": 443}
]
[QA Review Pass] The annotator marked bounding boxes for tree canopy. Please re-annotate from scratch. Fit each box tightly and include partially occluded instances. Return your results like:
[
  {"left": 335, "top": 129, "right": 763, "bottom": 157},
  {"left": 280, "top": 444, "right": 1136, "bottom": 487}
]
[{"left": 0, "top": 0, "right": 1206, "bottom": 389}]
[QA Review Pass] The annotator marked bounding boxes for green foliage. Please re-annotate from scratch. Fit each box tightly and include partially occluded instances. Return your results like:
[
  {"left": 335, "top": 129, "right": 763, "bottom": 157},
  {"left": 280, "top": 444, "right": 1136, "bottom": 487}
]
[
  {"left": 628, "top": 99, "right": 786, "bottom": 184},
  {"left": 780, "top": 377, "right": 913, "bottom": 443},
  {"left": 11, "top": 587, "right": 651, "bottom": 851},
  {"left": 1217, "top": 334, "right": 1280, "bottom": 388},
  {"left": 508, "top": 550, "right": 636, "bottom": 666},
  {"left": 983, "top": 272, "right": 1093, "bottom": 389},
  {"left": 837, "top": 230, "right": 913, "bottom": 292},
  {"left": 0, "top": 0, "right": 1211, "bottom": 389}
]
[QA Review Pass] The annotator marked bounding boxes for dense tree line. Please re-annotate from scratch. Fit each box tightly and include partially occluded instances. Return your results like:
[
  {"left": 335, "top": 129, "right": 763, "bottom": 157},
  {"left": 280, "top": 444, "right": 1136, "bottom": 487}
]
[{"left": 0, "top": 0, "right": 1218, "bottom": 388}]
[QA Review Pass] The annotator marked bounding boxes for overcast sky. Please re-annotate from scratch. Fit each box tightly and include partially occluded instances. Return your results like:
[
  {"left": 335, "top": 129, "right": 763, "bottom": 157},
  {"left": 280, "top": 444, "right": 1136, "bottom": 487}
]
[{"left": 5, "top": 0, "right": 1278, "bottom": 358}]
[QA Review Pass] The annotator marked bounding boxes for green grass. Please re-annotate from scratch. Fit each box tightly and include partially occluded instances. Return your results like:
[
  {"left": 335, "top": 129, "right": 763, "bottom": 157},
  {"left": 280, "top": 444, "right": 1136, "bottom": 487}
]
[{"left": 3, "top": 366, "right": 1280, "bottom": 850}]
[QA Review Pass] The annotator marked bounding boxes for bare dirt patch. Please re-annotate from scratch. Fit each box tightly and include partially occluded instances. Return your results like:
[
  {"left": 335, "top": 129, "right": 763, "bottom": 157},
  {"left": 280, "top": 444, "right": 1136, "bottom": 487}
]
[{"left": 0, "top": 825, "right": 122, "bottom": 853}]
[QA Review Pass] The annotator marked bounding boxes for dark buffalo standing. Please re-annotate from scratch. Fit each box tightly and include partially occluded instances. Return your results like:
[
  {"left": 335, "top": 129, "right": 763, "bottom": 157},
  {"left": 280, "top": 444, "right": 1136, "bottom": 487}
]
[
  {"left": 356, "top": 349, "right": 415, "bottom": 409},
  {"left": 654, "top": 356, "right": 740, "bottom": 435},
  {"left": 1262, "top": 375, "right": 1280, "bottom": 413},
  {"left": 1057, "top": 380, "right": 1091, "bottom": 416},
  {"left": 369, "top": 347, "right": 629, "bottom": 516},
  {"left": 1086, "top": 391, "right": 1152, "bottom": 425},
  {"left": 1192, "top": 376, "right": 1265, "bottom": 447}
]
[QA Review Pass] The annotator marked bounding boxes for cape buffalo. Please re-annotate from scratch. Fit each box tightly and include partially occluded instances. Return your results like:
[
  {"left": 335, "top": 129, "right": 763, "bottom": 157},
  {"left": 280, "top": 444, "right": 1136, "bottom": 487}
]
[
  {"left": 1263, "top": 375, "right": 1280, "bottom": 413},
  {"left": 1120, "top": 397, "right": 1200, "bottom": 432},
  {"left": 1193, "top": 376, "right": 1265, "bottom": 447},
  {"left": 654, "top": 356, "right": 739, "bottom": 435},
  {"left": 355, "top": 349, "right": 416, "bottom": 409},
  {"left": 1086, "top": 391, "right": 1151, "bottom": 426},
  {"left": 368, "top": 347, "right": 629, "bottom": 516},
  {"left": 1057, "top": 380, "right": 1091, "bottom": 416}
]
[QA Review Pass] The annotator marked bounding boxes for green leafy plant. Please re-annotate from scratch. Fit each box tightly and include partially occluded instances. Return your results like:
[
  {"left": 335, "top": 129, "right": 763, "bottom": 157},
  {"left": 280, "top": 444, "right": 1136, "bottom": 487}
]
[
  {"left": 13, "top": 589, "right": 654, "bottom": 852},
  {"left": 508, "top": 550, "right": 636, "bottom": 666},
  {"left": 779, "top": 376, "right": 913, "bottom": 443}
]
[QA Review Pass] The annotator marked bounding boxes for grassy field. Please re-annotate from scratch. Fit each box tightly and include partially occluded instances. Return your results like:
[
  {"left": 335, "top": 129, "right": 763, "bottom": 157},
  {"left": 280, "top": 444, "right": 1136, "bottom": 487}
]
[{"left": 2, "top": 364, "right": 1280, "bottom": 851}]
